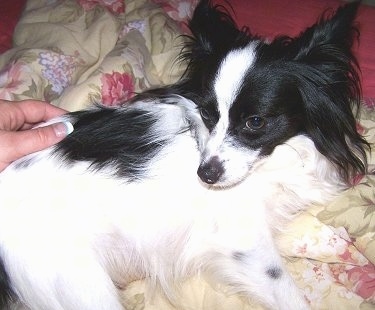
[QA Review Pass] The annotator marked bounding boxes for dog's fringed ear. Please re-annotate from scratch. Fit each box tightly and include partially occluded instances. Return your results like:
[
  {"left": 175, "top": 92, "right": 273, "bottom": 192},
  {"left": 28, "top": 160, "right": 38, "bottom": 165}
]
[
  {"left": 180, "top": 0, "right": 250, "bottom": 69},
  {"left": 189, "top": 0, "right": 242, "bottom": 52},
  {"left": 286, "top": 2, "right": 369, "bottom": 181},
  {"left": 292, "top": 1, "right": 361, "bottom": 62}
]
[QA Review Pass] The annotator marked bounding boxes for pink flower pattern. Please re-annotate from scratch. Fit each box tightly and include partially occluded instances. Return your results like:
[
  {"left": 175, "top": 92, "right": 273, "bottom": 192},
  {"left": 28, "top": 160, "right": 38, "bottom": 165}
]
[
  {"left": 78, "top": 0, "right": 125, "bottom": 14},
  {"left": 151, "top": 0, "right": 199, "bottom": 33},
  {"left": 344, "top": 264, "right": 375, "bottom": 300},
  {"left": 329, "top": 263, "right": 375, "bottom": 301},
  {"left": 0, "top": 62, "right": 25, "bottom": 100},
  {"left": 100, "top": 72, "right": 135, "bottom": 106}
]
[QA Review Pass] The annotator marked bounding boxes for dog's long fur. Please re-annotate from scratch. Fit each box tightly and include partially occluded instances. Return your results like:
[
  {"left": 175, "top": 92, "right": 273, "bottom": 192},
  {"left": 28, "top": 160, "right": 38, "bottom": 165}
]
[{"left": 0, "top": 1, "right": 369, "bottom": 310}]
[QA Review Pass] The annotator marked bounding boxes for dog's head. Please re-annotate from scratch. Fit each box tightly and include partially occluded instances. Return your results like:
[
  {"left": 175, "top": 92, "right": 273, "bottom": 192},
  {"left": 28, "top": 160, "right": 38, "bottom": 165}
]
[{"left": 177, "top": 0, "right": 369, "bottom": 187}]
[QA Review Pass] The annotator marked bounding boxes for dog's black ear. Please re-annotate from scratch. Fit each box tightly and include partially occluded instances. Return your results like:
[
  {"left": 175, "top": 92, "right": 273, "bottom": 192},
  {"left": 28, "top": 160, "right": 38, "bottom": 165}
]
[
  {"left": 292, "top": 1, "right": 361, "bottom": 61},
  {"left": 182, "top": 0, "right": 250, "bottom": 66},
  {"left": 176, "top": 0, "right": 252, "bottom": 99},
  {"left": 189, "top": 0, "right": 243, "bottom": 53},
  {"left": 286, "top": 2, "right": 369, "bottom": 181}
]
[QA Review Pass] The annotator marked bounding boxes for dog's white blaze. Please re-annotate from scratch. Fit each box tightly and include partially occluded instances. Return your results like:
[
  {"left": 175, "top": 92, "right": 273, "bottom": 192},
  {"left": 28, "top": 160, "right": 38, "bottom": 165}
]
[
  {"left": 214, "top": 43, "right": 257, "bottom": 111},
  {"left": 206, "top": 43, "right": 257, "bottom": 158}
]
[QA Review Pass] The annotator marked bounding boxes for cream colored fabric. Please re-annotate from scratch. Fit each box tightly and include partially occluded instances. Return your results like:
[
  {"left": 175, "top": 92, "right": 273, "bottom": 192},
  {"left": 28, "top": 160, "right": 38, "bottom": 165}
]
[{"left": 0, "top": 0, "right": 185, "bottom": 110}]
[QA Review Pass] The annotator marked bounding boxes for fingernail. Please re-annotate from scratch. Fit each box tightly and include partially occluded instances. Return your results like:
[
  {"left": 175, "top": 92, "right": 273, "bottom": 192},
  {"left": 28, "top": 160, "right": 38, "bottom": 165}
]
[{"left": 52, "top": 121, "right": 74, "bottom": 138}]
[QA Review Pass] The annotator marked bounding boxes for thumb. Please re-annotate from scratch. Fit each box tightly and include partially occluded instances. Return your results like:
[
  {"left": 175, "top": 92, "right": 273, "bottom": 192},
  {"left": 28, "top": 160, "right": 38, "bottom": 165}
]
[{"left": 15, "top": 121, "right": 74, "bottom": 157}]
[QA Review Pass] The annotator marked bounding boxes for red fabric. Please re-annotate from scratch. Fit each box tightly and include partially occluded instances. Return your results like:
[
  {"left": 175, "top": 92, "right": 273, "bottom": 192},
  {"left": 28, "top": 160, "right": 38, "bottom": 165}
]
[
  {"left": 0, "top": 0, "right": 27, "bottom": 54},
  {"left": 221, "top": 0, "right": 375, "bottom": 99}
]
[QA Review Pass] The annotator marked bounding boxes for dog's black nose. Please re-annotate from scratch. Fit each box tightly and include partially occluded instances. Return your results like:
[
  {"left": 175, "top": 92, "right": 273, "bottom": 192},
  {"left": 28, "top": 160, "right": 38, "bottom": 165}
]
[{"left": 197, "top": 156, "right": 224, "bottom": 184}]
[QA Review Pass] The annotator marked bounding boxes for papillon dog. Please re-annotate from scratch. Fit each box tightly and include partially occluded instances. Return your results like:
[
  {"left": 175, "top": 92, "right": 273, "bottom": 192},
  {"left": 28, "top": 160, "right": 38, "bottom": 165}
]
[{"left": 0, "top": 1, "right": 369, "bottom": 309}]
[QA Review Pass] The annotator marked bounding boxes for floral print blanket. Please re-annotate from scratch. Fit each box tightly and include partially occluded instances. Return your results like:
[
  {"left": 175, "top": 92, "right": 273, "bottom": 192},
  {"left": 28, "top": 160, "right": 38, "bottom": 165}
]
[{"left": 0, "top": 0, "right": 374, "bottom": 309}]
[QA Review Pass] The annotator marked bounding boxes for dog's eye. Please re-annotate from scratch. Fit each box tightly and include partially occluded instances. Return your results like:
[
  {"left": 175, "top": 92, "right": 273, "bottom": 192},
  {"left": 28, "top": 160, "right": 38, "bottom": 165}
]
[
  {"left": 245, "top": 116, "right": 265, "bottom": 130},
  {"left": 200, "top": 108, "right": 210, "bottom": 120},
  {"left": 199, "top": 106, "right": 219, "bottom": 131}
]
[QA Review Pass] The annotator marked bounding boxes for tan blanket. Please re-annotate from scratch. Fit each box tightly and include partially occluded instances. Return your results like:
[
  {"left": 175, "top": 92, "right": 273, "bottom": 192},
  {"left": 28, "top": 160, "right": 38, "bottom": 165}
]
[{"left": 0, "top": 0, "right": 374, "bottom": 309}]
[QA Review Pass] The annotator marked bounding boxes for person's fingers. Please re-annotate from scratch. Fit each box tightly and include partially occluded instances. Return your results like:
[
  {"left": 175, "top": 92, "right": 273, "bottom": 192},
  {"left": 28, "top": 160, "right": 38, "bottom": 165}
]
[
  {"left": 15, "top": 100, "right": 68, "bottom": 125},
  {"left": 1, "top": 121, "right": 74, "bottom": 165},
  {"left": 0, "top": 100, "right": 67, "bottom": 130},
  {"left": 17, "top": 121, "right": 74, "bottom": 155}
]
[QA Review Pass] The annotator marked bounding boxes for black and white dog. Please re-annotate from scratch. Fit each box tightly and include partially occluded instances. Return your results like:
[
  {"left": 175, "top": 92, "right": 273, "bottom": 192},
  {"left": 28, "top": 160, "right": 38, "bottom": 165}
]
[{"left": 0, "top": 1, "right": 369, "bottom": 309}]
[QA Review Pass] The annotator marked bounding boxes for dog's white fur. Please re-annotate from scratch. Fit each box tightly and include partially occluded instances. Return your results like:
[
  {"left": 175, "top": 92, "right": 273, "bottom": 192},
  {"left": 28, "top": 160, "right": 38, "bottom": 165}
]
[{"left": 0, "top": 94, "right": 343, "bottom": 310}]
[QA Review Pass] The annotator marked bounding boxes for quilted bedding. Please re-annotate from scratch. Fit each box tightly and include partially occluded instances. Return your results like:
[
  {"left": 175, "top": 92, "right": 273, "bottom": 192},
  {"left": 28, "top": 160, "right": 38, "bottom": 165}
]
[{"left": 0, "top": 0, "right": 374, "bottom": 309}]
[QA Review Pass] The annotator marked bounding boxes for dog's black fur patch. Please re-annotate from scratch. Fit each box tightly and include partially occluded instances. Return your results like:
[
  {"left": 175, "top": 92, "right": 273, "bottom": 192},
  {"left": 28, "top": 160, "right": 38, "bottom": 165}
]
[
  {"left": 0, "top": 256, "right": 14, "bottom": 308},
  {"left": 56, "top": 105, "right": 188, "bottom": 181},
  {"left": 266, "top": 266, "right": 283, "bottom": 280}
]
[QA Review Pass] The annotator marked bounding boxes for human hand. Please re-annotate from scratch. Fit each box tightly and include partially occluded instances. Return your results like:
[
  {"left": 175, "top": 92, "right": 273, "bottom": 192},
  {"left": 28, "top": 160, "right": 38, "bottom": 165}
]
[{"left": 0, "top": 99, "right": 73, "bottom": 172}]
